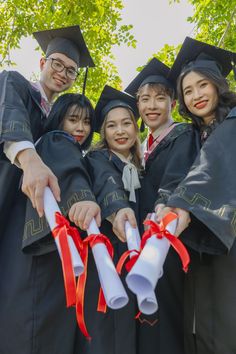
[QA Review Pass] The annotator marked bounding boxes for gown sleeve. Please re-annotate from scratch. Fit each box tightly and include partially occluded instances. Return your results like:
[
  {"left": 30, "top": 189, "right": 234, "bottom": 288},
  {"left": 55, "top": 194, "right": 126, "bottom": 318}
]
[
  {"left": 167, "top": 114, "right": 236, "bottom": 254},
  {"left": 22, "top": 131, "right": 96, "bottom": 255},
  {"left": 154, "top": 124, "right": 200, "bottom": 206},
  {"left": 0, "top": 71, "right": 40, "bottom": 143}
]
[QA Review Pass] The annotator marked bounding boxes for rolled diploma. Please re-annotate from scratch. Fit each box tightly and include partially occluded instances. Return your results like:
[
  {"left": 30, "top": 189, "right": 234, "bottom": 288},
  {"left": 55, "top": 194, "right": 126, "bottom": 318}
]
[
  {"left": 125, "top": 222, "right": 158, "bottom": 314},
  {"left": 126, "top": 213, "right": 177, "bottom": 295},
  {"left": 44, "top": 186, "right": 84, "bottom": 276},
  {"left": 87, "top": 218, "right": 128, "bottom": 309}
]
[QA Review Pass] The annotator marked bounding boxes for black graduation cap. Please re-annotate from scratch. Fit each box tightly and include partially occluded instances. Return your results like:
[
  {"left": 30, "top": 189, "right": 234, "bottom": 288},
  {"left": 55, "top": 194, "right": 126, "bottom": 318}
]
[
  {"left": 168, "top": 36, "right": 236, "bottom": 84},
  {"left": 33, "top": 25, "right": 94, "bottom": 67},
  {"left": 95, "top": 85, "right": 139, "bottom": 132},
  {"left": 125, "top": 58, "right": 174, "bottom": 97}
]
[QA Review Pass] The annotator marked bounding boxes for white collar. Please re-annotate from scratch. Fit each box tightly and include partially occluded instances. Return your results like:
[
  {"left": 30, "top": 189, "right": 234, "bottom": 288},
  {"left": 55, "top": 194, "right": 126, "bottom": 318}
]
[
  {"left": 110, "top": 150, "right": 140, "bottom": 202},
  {"left": 31, "top": 81, "right": 54, "bottom": 106}
]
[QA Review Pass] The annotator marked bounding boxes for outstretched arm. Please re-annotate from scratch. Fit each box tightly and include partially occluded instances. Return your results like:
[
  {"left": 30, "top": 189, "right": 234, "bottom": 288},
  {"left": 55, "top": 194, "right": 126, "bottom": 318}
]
[{"left": 18, "top": 148, "right": 60, "bottom": 217}]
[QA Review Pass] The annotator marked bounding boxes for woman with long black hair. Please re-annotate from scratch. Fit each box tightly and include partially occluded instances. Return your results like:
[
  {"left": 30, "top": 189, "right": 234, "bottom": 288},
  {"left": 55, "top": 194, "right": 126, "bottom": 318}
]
[
  {"left": 157, "top": 37, "right": 236, "bottom": 354},
  {"left": 0, "top": 93, "right": 100, "bottom": 354}
]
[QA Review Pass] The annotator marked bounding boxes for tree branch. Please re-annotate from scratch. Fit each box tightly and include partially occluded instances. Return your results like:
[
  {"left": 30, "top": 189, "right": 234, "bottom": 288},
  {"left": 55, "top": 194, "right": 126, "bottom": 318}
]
[{"left": 218, "top": 7, "right": 236, "bottom": 48}]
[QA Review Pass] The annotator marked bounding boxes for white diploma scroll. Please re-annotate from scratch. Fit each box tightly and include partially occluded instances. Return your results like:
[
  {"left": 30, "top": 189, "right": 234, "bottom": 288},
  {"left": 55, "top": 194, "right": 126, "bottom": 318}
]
[
  {"left": 126, "top": 213, "right": 177, "bottom": 296},
  {"left": 87, "top": 218, "right": 129, "bottom": 309},
  {"left": 43, "top": 186, "right": 84, "bottom": 276},
  {"left": 125, "top": 222, "right": 158, "bottom": 315}
]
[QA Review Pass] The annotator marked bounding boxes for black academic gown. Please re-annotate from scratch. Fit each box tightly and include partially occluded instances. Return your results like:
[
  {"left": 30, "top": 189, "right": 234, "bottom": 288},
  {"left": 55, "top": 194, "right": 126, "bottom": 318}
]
[
  {"left": 0, "top": 131, "right": 96, "bottom": 354},
  {"left": 0, "top": 71, "right": 46, "bottom": 237},
  {"left": 139, "top": 123, "right": 200, "bottom": 354},
  {"left": 76, "top": 149, "right": 138, "bottom": 354},
  {"left": 167, "top": 110, "right": 236, "bottom": 354}
]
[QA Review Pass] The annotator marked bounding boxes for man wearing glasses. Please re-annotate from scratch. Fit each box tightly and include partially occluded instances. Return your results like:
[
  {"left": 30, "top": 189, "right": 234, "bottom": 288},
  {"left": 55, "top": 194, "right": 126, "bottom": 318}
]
[{"left": 0, "top": 25, "right": 94, "bottom": 230}]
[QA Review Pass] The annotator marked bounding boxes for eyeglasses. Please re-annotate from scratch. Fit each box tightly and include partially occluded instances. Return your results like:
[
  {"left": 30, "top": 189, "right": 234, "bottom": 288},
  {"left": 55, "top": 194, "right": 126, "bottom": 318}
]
[{"left": 46, "top": 57, "right": 78, "bottom": 80}]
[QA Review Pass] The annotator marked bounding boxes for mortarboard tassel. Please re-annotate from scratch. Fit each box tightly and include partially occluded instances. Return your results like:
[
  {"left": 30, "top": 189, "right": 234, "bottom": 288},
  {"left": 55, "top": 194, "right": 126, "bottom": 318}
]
[{"left": 82, "top": 67, "right": 89, "bottom": 96}]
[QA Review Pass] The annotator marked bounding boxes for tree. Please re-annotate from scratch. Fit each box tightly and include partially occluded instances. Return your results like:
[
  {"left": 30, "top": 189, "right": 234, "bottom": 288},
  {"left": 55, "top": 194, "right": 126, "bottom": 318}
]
[
  {"left": 0, "top": 0, "right": 136, "bottom": 104},
  {"left": 170, "top": 0, "right": 236, "bottom": 87},
  {"left": 140, "top": 0, "right": 236, "bottom": 126}
]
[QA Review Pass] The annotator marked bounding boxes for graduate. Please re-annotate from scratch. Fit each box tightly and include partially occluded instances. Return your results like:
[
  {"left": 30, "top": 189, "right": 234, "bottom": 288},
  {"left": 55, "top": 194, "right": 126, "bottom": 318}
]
[
  {"left": 23, "top": 92, "right": 100, "bottom": 254},
  {"left": 125, "top": 58, "right": 200, "bottom": 354},
  {"left": 0, "top": 92, "right": 100, "bottom": 354},
  {"left": 76, "top": 85, "right": 141, "bottom": 354},
  {"left": 0, "top": 24, "right": 94, "bottom": 237},
  {"left": 158, "top": 37, "right": 236, "bottom": 354}
]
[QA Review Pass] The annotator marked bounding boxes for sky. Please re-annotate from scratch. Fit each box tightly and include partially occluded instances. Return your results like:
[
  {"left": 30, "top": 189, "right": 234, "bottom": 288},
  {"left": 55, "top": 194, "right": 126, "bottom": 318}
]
[
  {"left": 5, "top": 0, "right": 194, "bottom": 88},
  {"left": 113, "top": 0, "right": 194, "bottom": 87}
]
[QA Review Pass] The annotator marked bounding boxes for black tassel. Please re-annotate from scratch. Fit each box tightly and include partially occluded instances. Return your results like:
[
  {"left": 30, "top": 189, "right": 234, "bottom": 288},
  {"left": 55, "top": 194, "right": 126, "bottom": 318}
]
[{"left": 82, "top": 67, "right": 89, "bottom": 96}]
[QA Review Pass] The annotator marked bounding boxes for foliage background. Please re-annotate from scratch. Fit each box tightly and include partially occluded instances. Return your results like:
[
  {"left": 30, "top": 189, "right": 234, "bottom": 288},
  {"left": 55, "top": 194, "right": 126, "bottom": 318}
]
[
  {"left": 0, "top": 0, "right": 136, "bottom": 105},
  {"left": 0, "top": 0, "right": 236, "bottom": 141}
]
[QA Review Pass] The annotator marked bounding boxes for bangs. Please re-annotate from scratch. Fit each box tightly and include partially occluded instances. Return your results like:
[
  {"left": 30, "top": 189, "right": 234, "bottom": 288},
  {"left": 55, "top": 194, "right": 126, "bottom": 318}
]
[
  {"left": 138, "top": 83, "right": 174, "bottom": 99},
  {"left": 67, "top": 104, "right": 91, "bottom": 122}
]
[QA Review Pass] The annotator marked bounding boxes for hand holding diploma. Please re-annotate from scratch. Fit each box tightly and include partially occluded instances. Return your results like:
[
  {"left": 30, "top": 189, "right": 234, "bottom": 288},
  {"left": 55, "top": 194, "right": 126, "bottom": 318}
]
[
  {"left": 19, "top": 149, "right": 60, "bottom": 217},
  {"left": 155, "top": 206, "right": 191, "bottom": 236},
  {"left": 126, "top": 212, "right": 190, "bottom": 296}
]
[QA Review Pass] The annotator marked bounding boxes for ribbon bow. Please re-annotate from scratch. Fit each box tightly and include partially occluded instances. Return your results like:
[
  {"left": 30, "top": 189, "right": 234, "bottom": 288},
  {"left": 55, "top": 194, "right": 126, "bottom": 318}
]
[
  {"left": 122, "top": 162, "right": 141, "bottom": 203},
  {"left": 52, "top": 212, "right": 83, "bottom": 307},
  {"left": 118, "top": 212, "right": 189, "bottom": 275},
  {"left": 76, "top": 233, "right": 114, "bottom": 339},
  {"left": 142, "top": 213, "right": 190, "bottom": 272}
]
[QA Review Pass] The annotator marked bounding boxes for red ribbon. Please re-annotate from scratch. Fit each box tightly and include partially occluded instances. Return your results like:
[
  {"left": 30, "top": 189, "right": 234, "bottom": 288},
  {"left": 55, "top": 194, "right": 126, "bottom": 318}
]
[
  {"left": 76, "top": 233, "right": 114, "bottom": 339},
  {"left": 117, "top": 212, "right": 189, "bottom": 278},
  {"left": 142, "top": 212, "right": 190, "bottom": 272},
  {"left": 52, "top": 212, "right": 83, "bottom": 307},
  {"left": 116, "top": 249, "right": 140, "bottom": 274}
]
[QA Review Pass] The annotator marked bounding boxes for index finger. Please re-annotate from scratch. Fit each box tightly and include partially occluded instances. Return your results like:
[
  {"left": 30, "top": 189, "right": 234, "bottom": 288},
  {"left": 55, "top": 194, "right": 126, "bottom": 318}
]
[
  {"left": 126, "top": 211, "right": 137, "bottom": 228},
  {"left": 49, "top": 175, "right": 61, "bottom": 202},
  {"left": 35, "top": 182, "right": 47, "bottom": 217},
  {"left": 113, "top": 224, "right": 126, "bottom": 242}
]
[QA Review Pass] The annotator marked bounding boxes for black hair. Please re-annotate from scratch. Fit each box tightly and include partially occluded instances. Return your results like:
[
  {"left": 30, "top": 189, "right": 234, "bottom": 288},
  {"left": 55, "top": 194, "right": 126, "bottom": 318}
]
[
  {"left": 44, "top": 93, "right": 95, "bottom": 150},
  {"left": 177, "top": 67, "right": 236, "bottom": 130},
  {"left": 136, "top": 82, "right": 175, "bottom": 101}
]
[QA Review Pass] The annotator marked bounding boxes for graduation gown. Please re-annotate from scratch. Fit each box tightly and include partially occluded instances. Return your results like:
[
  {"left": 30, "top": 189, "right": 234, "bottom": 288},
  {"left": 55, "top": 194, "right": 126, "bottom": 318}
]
[
  {"left": 76, "top": 149, "right": 138, "bottom": 354},
  {"left": 167, "top": 110, "right": 236, "bottom": 354},
  {"left": 0, "top": 131, "right": 96, "bottom": 354},
  {"left": 22, "top": 131, "right": 96, "bottom": 255},
  {"left": 139, "top": 123, "right": 200, "bottom": 354},
  {"left": 0, "top": 71, "right": 46, "bottom": 237}
]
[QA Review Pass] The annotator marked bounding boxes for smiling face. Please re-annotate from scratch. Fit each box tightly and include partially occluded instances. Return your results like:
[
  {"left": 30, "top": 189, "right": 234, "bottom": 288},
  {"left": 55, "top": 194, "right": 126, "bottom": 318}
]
[
  {"left": 182, "top": 71, "right": 219, "bottom": 125},
  {"left": 104, "top": 107, "right": 137, "bottom": 158},
  {"left": 39, "top": 52, "right": 77, "bottom": 101},
  {"left": 62, "top": 104, "right": 91, "bottom": 145},
  {"left": 137, "top": 84, "right": 174, "bottom": 133}
]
